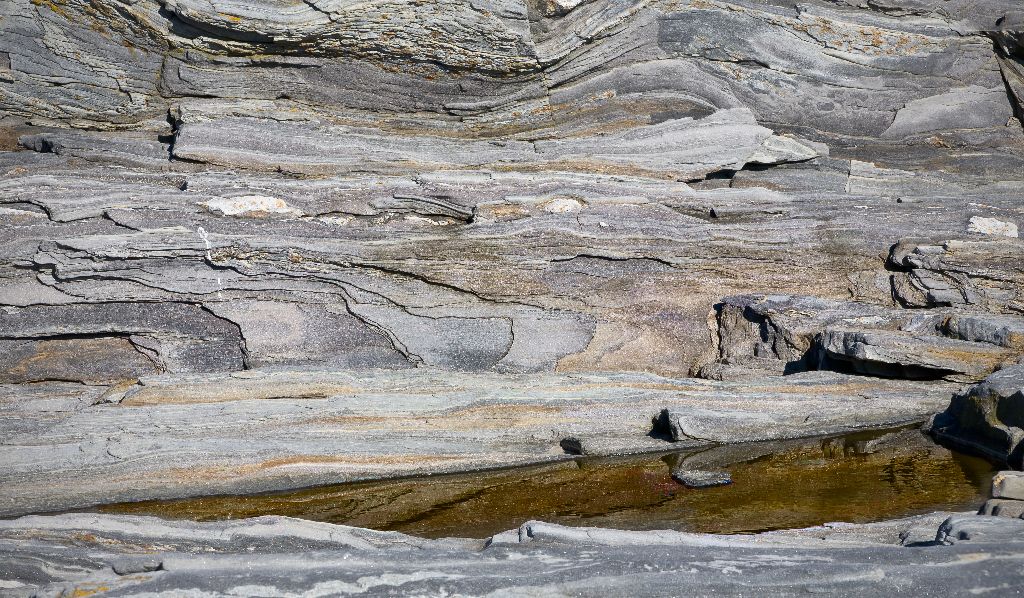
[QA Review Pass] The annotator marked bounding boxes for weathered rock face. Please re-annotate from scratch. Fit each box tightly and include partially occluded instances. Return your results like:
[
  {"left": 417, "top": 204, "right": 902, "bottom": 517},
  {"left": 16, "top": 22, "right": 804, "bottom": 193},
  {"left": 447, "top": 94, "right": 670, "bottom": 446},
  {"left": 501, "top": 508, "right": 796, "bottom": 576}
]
[
  {"left": 888, "top": 238, "right": 1024, "bottom": 312},
  {"left": 4, "top": 0, "right": 1020, "bottom": 139},
  {"left": 927, "top": 365, "right": 1024, "bottom": 467},
  {"left": 704, "top": 294, "right": 1024, "bottom": 382},
  {"left": 2, "top": 1, "right": 1024, "bottom": 591},
  {"left": 2, "top": 0, "right": 1023, "bottom": 381},
  {"left": 0, "top": 369, "right": 956, "bottom": 517},
  {"left": 3, "top": 512, "right": 1024, "bottom": 597},
  {"left": 978, "top": 470, "right": 1024, "bottom": 518}
]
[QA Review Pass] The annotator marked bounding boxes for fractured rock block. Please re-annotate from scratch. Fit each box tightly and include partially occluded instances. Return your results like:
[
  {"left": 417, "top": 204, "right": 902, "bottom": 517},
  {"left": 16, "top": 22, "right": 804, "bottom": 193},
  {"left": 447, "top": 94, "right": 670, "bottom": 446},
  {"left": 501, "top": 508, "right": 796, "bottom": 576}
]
[
  {"left": 978, "top": 498, "right": 1024, "bottom": 518},
  {"left": 0, "top": 337, "right": 158, "bottom": 384},
  {"left": 713, "top": 294, "right": 905, "bottom": 376},
  {"left": 992, "top": 471, "right": 1024, "bottom": 500},
  {"left": 713, "top": 294, "right": 1024, "bottom": 382},
  {"left": 888, "top": 238, "right": 1024, "bottom": 312},
  {"left": 817, "top": 328, "right": 1015, "bottom": 382},
  {"left": 0, "top": 303, "right": 246, "bottom": 382},
  {"left": 927, "top": 365, "right": 1024, "bottom": 468},
  {"left": 943, "top": 313, "right": 1024, "bottom": 350}
]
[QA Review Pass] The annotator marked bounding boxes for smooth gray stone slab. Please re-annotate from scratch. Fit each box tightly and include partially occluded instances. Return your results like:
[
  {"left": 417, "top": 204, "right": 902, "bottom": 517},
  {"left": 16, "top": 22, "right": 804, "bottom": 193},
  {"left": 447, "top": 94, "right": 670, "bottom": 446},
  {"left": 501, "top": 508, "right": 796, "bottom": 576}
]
[
  {"left": 2, "top": 513, "right": 1024, "bottom": 597},
  {"left": 978, "top": 498, "right": 1024, "bottom": 518},
  {"left": 993, "top": 470, "right": 1024, "bottom": 500},
  {"left": 0, "top": 369, "right": 956, "bottom": 517}
]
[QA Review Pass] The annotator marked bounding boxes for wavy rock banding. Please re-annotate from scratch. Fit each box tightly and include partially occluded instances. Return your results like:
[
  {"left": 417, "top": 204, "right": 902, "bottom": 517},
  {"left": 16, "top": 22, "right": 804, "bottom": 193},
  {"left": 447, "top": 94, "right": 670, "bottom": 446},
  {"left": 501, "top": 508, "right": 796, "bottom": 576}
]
[{"left": 2, "top": 0, "right": 1024, "bottom": 594}]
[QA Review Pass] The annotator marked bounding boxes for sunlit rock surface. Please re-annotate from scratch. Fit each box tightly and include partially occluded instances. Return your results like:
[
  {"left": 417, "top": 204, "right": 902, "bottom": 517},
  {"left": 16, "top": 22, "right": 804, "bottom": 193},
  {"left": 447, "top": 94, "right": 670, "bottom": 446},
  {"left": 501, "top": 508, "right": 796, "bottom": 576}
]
[
  {"left": 928, "top": 364, "right": 1024, "bottom": 467},
  {"left": 3, "top": 513, "right": 1024, "bottom": 597},
  {"left": 2, "top": 0, "right": 1024, "bottom": 593},
  {"left": 0, "top": 370, "right": 956, "bottom": 517},
  {"left": 2, "top": 0, "right": 1023, "bottom": 380}
]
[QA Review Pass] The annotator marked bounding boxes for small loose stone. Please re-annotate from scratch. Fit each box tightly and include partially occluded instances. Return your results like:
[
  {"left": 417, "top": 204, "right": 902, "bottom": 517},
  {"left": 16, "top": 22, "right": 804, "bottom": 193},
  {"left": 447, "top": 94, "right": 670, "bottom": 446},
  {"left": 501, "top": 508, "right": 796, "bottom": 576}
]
[
  {"left": 672, "top": 469, "right": 733, "bottom": 489},
  {"left": 992, "top": 471, "right": 1024, "bottom": 501}
]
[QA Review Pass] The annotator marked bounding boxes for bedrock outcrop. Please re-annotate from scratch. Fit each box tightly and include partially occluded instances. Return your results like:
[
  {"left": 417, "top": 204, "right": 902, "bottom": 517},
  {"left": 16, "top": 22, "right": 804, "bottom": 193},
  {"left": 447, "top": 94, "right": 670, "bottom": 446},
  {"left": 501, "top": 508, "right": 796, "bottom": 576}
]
[
  {"left": 3, "top": 512, "right": 1024, "bottom": 597},
  {"left": 2, "top": 0, "right": 1023, "bottom": 381},
  {"left": 927, "top": 364, "right": 1024, "bottom": 467},
  {"left": 2, "top": 0, "right": 1024, "bottom": 592},
  {"left": 0, "top": 369, "right": 956, "bottom": 517}
]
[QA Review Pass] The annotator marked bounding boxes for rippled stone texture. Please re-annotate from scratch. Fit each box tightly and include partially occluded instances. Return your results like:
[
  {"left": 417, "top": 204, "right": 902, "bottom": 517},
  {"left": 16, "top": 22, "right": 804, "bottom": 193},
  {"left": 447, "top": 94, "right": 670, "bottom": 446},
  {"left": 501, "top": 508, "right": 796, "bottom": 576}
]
[{"left": 2, "top": 0, "right": 1024, "bottom": 593}]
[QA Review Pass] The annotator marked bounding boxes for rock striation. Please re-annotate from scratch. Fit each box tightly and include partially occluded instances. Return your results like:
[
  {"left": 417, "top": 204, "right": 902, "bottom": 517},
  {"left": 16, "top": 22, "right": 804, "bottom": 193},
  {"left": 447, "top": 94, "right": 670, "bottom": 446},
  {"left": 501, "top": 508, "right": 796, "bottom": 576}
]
[
  {"left": 2, "top": 0, "right": 1024, "bottom": 592},
  {"left": 3, "top": 512, "right": 1024, "bottom": 597},
  {"left": 705, "top": 294, "right": 1024, "bottom": 381},
  {"left": 0, "top": 369, "right": 954, "bottom": 517},
  {"left": 2, "top": 0, "right": 1024, "bottom": 382}
]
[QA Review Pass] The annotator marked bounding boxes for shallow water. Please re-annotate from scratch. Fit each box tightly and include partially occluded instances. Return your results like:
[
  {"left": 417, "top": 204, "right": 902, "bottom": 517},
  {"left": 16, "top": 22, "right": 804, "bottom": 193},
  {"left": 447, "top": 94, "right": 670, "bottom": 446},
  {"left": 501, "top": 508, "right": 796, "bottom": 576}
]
[{"left": 100, "top": 427, "right": 996, "bottom": 539}]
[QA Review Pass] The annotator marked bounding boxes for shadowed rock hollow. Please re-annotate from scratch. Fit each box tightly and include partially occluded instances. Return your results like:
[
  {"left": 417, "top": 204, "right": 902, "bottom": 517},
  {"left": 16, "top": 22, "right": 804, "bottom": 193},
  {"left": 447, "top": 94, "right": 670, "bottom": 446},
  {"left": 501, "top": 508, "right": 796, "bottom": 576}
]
[{"left": 2, "top": 0, "right": 1024, "bottom": 595}]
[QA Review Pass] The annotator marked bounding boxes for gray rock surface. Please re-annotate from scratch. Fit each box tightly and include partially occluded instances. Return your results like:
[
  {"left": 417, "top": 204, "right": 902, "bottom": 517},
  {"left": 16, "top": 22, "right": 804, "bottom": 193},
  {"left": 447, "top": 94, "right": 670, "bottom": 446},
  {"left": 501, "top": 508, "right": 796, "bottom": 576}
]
[
  {"left": 3, "top": 0, "right": 1024, "bottom": 592},
  {"left": 0, "top": 369, "right": 955, "bottom": 517},
  {"left": 2, "top": 513, "right": 1024, "bottom": 597},
  {"left": 1, "top": 0, "right": 1023, "bottom": 384},
  {"left": 992, "top": 470, "right": 1024, "bottom": 500},
  {"left": 817, "top": 328, "right": 1015, "bottom": 382},
  {"left": 979, "top": 498, "right": 1024, "bottom": 518},
  {"left": 706, "top": 294, "right": 1024, "bottom": 381},
  {"left": 888, "top": 238, "right": 1024, "bottom": 312},
  {"left": 936, "top": 513, "right": 1024, "bottom": 545},
  {"left": 670, "top": 468, "right": 732, "bottom": 489},
  {"left": 927, "top": 364, "right": 1024, "bottom": 467}
]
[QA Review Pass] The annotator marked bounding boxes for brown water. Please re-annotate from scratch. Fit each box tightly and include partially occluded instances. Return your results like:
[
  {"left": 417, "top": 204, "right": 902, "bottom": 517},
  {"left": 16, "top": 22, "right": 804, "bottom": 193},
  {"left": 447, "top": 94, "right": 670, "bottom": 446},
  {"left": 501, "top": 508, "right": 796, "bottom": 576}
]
[{"left": 100, "top": 427, "right": 997, "bottom": 539}]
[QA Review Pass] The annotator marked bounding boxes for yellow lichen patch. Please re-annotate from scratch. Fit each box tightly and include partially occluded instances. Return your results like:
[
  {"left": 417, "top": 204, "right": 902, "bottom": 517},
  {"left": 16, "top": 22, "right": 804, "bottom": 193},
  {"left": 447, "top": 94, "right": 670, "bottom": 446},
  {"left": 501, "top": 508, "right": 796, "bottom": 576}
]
[
  {"left": 30, "top": 0, "right": 71, "bottom": 19},
  {"left": 160, "top": 453, "right": 472, "bottom": 482},
  {"left": 69, "top": 585, "right": 111, "bottom": 598}
]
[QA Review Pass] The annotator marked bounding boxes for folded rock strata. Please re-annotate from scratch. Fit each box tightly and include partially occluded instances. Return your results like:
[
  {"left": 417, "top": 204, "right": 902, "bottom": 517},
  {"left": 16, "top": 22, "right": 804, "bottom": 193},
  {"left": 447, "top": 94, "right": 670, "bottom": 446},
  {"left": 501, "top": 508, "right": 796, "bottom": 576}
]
[
  {"left": 170, "top": 108, "right": 820, "bottom": 179},
  {"left": 1, "top": 0, "right": 1023, "bottom": 592},
  {"left": 2, "top": 0, "right": 1023, "bottom": 383},
  {"left": 705, "top": 294, "right": 1024, "bottom": 382},
  {"left": 889, "top": 238, "right": 1024, "bottom": 312}
]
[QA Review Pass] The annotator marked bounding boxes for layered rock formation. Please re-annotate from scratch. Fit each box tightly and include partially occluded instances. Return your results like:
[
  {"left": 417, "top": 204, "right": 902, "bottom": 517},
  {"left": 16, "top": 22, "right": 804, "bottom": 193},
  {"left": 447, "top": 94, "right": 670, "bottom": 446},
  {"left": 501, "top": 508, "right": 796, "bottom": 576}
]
[
  {"left": 4, "top": 512, "right": 1024, "bottom": 597},
  {"left": 3, "top": 0, "right": 1024, "bottom": 593},
  {"left": 2, "top": 0, "right": 1023, "bottom": 381},
  {"left": 0, "top": 369, "right": 956, "bottom": 517},
  {"left": 979, "top": 470, "right": 1024, "bottom": 518}
]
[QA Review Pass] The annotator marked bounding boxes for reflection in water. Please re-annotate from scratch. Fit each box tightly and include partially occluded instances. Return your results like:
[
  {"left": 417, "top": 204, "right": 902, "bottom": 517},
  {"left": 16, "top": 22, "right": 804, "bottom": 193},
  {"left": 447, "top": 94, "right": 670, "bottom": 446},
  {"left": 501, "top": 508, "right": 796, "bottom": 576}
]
[{"left": 100, "top": 427, "right": 997, "bottom": 539}]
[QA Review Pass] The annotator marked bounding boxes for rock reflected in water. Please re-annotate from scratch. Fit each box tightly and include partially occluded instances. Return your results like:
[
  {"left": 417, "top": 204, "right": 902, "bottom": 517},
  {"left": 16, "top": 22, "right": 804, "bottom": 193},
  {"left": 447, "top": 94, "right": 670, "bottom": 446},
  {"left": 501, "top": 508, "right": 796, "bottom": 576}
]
[{"left": 101, "top": 427, "right": 996, "bottom": 539}]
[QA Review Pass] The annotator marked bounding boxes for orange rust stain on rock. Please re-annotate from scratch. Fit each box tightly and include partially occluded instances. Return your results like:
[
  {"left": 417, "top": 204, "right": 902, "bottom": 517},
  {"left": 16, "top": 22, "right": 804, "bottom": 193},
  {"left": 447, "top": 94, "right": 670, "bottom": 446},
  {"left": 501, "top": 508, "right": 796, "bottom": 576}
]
[
  {"left": 69, "top": 585, "right": 111, "bottom": 598},
  {"left": 162, "top": 454, "right": 472, "bottom": 481}
]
